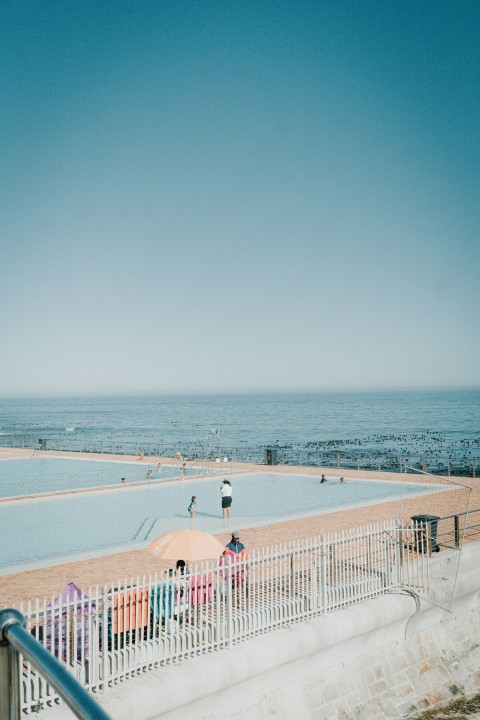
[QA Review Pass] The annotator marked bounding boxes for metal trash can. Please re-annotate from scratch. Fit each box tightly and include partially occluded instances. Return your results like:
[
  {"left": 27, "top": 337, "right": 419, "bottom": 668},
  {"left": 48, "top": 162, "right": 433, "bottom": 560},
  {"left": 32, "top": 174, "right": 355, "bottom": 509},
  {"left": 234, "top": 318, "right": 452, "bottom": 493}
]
[
  {"left": 264, "top": 448, "right": 278, "bottom": 465},
  {"left": 38, "top": 439, "right": 47, "bottom": 451},
  {"left": 411, "top": 514, "right": 440, "bottom": 553}
]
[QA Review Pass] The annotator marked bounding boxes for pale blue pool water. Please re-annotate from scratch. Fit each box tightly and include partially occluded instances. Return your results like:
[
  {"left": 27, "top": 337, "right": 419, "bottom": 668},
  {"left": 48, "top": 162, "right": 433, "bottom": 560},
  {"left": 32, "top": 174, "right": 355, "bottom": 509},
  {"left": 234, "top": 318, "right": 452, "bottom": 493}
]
[
  {"left": 0, "top": 469, "right": 444, "bottom": 571},
  {"left": 0, "top": 457, "right": 213, "bottom": 497}
]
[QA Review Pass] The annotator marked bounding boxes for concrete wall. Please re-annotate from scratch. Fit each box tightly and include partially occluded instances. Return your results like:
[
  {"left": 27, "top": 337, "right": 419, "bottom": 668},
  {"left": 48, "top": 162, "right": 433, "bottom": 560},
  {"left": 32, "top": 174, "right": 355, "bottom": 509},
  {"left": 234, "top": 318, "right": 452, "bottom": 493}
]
[{"left": 47, "top": 544, "right": 480, "bottom": 720}]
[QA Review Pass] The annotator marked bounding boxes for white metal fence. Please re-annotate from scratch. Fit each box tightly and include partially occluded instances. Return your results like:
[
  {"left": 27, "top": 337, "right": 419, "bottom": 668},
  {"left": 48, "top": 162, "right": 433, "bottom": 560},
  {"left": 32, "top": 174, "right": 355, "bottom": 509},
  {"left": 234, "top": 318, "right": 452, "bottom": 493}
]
[{"left": 14, "top": 518, "right": 446, "bottom": 715}]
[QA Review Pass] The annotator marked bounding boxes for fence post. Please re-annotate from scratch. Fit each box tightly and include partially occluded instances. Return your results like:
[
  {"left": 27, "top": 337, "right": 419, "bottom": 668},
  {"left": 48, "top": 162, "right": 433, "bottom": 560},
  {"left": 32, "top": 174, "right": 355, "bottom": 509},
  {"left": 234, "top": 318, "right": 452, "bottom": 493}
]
[
  {"left": 310, "top": 555, "right": 317, "bottom": 612},
  {"left": 384, "top": 533, "right": 392, "bottom": 589},
  {"left": 225, "top": 564, "right": 233, "bottom": 649},
  {"left": 319, "top": 535, "right": 328, "bottom": 613},
  {"left": 329, "top": 543, "right": 336, "bottom": 589},
  {"left": 454, "top": 515, "right": 460, "bottom": 548},
  {"left": 0, "top": 609, "right": 23, "bottom": 720},
  {"left": 101, "top": 585, "right": 109, "bottom": 691},
  {"left": 394, "top": 519, "right": 403, "bottom": 586},
  {"left": 289, "top": 553, "right": 294, "bottom": 597}
]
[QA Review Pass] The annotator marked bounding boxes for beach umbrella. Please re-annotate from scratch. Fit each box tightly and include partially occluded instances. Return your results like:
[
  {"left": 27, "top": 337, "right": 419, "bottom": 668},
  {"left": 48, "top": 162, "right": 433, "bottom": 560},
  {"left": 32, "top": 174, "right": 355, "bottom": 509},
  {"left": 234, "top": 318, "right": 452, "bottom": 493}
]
[{"left": 148, "top": 528, "right": 225, "bottom": 562}]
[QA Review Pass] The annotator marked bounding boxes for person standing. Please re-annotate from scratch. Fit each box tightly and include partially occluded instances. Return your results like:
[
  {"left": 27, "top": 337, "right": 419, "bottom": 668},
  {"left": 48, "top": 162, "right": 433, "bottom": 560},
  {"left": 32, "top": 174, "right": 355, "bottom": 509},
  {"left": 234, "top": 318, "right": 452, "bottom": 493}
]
[
  {"left": 226, "top": 531, "right": 245, "bottom": 554},
  {"left": 188, "top": 496, "right": 197, "bottom": 518},
  {"left": 220, "top": 479, "right": 232, "bottom": 519},
  {"left": 224, "top": 532, "right": 248, "bottom": 602}
]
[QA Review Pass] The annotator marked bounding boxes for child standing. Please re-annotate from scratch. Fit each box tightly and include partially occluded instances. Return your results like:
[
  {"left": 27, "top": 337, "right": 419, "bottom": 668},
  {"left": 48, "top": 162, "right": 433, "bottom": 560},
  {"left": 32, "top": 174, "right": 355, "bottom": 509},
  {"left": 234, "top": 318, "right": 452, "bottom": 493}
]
[{"left": 188, "top": 496, "right": 197, "bottom": 518}]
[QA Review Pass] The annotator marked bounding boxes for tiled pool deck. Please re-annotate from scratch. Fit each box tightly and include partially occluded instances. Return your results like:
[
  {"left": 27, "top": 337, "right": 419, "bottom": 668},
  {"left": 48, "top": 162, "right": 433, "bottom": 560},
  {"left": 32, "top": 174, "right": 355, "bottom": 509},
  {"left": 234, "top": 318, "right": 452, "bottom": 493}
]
[{"left": 0, "top": 447, "right": 477, "bottom": 606}]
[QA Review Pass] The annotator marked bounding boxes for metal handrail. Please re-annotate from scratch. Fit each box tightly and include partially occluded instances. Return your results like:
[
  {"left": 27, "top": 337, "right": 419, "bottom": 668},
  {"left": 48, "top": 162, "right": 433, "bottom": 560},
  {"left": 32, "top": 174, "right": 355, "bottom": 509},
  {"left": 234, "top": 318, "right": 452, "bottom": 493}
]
[{"left": 0, "top": 609, "right": 111, "bottom": 720}]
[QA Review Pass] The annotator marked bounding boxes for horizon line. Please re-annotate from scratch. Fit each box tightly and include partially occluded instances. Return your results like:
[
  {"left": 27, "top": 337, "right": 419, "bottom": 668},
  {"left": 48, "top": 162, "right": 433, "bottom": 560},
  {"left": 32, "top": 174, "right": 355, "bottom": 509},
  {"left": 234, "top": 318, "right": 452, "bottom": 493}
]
[{"left": 1, "top": 384, "right": 479, "bottom": 401}]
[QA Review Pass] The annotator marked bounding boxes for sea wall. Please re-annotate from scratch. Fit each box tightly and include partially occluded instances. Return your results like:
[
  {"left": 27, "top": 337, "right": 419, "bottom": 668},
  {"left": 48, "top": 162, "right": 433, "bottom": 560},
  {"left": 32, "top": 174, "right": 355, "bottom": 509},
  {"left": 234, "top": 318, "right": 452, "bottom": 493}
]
[{"left": 46, "top": 544, "right": 480, "bottom": 720}]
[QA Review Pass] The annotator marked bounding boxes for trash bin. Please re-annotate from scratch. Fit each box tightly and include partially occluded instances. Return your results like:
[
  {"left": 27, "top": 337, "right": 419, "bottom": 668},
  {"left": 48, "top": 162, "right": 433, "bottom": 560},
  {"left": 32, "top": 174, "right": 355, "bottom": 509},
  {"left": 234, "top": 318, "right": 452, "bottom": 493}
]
[
  {"left": 264, "top": 448, "right": 278, "bottom": 465},
  {"left": 411, "top": 514, "right": 440, "bottom": 553},
  {"left": 38, "top": 439, "right": 47, "bottom": 451}
]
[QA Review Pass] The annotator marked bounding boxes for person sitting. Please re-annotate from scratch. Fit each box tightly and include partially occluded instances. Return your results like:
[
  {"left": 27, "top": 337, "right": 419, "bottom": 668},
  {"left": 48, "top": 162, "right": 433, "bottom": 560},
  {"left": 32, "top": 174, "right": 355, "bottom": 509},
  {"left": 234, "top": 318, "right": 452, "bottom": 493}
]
[
  {"left": 150, "top": 559, "right": 188, "bottom": 632},
  {"left": 172, "top": 560, "right": 188, "bottom": 624}
]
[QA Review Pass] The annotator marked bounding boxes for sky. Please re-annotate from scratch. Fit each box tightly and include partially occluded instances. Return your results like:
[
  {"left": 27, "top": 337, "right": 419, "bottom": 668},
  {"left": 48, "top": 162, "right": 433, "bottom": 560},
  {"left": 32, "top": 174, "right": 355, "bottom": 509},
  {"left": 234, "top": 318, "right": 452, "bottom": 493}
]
[{"left": 1, "top": 1, "right": 479, "bottom": 397}]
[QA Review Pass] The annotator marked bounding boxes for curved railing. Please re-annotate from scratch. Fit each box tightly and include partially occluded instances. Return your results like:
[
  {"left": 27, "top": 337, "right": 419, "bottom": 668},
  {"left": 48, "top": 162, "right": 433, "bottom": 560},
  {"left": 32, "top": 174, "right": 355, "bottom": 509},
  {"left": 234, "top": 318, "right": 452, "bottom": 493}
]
[{"left": 0, "top": 609, "right": 111, "bottom": 720}]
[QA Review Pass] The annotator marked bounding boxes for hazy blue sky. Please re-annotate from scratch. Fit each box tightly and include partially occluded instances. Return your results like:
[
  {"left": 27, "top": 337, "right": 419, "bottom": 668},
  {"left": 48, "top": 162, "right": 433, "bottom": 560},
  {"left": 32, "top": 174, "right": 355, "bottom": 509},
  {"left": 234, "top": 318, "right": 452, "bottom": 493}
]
[{"left": 1, "top": 1, "right": 479, "bottom": 397}]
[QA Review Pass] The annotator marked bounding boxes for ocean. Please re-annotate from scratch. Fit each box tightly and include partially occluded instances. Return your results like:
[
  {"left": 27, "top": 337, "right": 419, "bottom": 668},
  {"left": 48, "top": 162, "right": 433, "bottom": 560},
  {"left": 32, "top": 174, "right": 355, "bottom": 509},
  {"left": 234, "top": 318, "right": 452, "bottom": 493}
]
[{"left": 0, "top": 389, "right": 479, "bottom": 474}]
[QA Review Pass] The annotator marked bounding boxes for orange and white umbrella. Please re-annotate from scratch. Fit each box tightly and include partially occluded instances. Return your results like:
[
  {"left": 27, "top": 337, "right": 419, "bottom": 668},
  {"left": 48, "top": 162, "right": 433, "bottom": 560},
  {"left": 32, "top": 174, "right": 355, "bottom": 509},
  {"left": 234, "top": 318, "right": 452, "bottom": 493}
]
[{"left": 148, "top": 529, "right": 225, "bottom": 562}]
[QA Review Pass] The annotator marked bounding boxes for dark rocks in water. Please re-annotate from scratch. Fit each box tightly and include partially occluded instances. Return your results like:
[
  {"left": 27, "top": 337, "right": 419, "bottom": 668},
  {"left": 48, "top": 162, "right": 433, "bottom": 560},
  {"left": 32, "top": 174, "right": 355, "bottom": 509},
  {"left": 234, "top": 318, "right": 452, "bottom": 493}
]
[
  {"left": 264, "top": 433, "right": 479, "bottom": 476},
  {"left": 6, "top": 430, "right": 480, "bottom": 477}
]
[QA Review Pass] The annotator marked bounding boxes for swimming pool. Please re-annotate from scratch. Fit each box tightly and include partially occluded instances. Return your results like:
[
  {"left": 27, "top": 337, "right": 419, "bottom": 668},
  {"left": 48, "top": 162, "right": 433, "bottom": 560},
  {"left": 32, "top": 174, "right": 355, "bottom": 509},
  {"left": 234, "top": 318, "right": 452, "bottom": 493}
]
[
  {"left": 0, "top": 456, "right": 215, "bottom": 497},
  {"left": 0, "top": 470, "right": 445, "bottom": 572}
]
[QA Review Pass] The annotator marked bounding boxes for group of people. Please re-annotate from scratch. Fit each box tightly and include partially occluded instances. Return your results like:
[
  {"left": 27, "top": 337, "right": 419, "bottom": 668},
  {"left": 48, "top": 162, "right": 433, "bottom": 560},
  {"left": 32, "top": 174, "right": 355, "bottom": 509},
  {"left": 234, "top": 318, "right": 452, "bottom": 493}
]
[
  {"left": 159, "top": 531, "right": 247, "bottom": 627},
  {"left": 187, "top": 478, "right": 233, "bottom": 519}
]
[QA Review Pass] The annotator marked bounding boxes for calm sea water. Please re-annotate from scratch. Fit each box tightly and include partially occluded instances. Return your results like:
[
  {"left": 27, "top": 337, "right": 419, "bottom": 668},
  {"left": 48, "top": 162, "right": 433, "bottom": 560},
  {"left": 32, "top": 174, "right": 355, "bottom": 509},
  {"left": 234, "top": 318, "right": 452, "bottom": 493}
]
[{"left": 0, "top": 389, "right": 479, "bottom": 469}]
